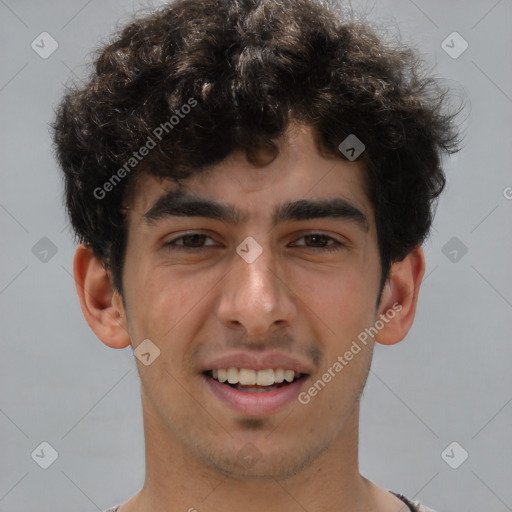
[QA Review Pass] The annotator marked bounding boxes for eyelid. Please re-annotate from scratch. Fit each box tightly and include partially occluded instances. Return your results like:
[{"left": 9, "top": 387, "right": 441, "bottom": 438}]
[
  {"left": 163, "top": 230, "right": 346, "bottom": 251},
  {"left": 290, "top": 230, "right": 344, "bottom": 244},
  {"left": 164, "top": 231, "right": 220, "bottom": 246}
]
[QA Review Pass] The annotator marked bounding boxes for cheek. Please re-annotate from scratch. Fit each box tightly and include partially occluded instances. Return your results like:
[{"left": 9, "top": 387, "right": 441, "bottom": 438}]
[
  {"left": 139, "top": 276, "right": 187, "bottom": 335},
  {"left": 293, "top": 264, "right": 376, "bottom": 325},
  {"left": 122, "top": 259, "right": 177, "bottom": 341},
  {"left": 127, "top": 263, "right": 222, "bottom": 347}
]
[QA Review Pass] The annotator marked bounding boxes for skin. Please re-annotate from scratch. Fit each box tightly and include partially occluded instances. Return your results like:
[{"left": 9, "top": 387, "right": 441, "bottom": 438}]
[{"left": 74, "top": 123, "right": 424, "bottom": 512}]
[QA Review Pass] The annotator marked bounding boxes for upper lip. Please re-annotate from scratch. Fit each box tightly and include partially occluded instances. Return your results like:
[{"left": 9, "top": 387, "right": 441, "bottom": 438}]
[{"left": 202, "top": 351, "right": 313, "bottom": 375}]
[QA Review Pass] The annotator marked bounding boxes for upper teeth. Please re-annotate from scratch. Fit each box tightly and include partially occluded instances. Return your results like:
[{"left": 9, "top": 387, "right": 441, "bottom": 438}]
[{"left": 211, "top": 368, "right": 301, "bottom": 386}]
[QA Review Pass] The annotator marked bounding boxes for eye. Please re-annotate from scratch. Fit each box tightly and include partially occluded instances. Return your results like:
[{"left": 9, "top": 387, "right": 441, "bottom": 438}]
[
  {"left": 290, "top": 233, "right": 344, "bottom": 252},
  {"left": 163, "top": 233, "right": 219, "bottom": 251},
  {"left": 163, "top": 232, "right": 344, "bottom": 253}
]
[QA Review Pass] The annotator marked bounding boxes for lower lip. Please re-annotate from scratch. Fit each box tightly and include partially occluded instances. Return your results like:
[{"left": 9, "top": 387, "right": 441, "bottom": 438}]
[{"left": 203, "top": 374, "right": 308, "bottom": 416}]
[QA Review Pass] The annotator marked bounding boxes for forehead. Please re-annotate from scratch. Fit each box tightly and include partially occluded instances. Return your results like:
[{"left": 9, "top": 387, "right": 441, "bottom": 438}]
[{"left": 127, "top": 124, "right": 373, "bottom": 228}]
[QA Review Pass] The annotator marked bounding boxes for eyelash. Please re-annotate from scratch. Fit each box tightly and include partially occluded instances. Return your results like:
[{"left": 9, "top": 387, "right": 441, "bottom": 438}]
[{"left": 163, "top": 232, "right": 344, "bottom": 253}]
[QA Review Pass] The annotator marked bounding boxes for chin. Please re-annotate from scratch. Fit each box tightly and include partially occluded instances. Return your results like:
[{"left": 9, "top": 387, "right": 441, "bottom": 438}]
[{"left": 200, "top": 441, "right": 326, "bottom": 482}]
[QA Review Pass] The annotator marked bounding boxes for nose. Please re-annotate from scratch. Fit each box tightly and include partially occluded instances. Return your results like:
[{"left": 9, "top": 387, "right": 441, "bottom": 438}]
[{"left": 216, "top": 242, "right": 297, "bottom": 336}]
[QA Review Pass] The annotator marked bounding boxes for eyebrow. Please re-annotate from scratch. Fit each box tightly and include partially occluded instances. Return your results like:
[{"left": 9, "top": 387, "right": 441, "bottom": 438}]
[{"left": 142, "top": 189, "right": 369, "bottom": 232}]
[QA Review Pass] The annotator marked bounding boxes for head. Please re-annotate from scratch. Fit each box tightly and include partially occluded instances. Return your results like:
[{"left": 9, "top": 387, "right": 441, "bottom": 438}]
[{"left": 53, "top": 0, "right": 461, "bottom": 481}]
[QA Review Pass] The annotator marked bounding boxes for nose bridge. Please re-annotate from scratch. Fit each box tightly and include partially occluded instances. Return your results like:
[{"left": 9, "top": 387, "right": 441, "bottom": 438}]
[
  {"left": 217, "top": 237, "right": 295, "bottom": 332},
  {"left": 241, "top": 246, "right": 279, "bottom": 308}
]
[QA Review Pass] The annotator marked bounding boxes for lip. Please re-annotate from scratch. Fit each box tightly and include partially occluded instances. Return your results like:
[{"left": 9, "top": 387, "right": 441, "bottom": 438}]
[
  {"left": 203, "top": 373, "right": 309, "bottom": 416},
  {"left": 201, "top": 351, "right": 314, "bottom": 374}
]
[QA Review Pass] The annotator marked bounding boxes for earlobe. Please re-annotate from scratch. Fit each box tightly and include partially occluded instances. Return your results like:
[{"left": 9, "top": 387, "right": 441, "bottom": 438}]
[
  {"left": 73, "top": 244, "right": 131, "bottom": 349},
  {"left": 374, "top": 246, "right": 425, "bottom": 346}
]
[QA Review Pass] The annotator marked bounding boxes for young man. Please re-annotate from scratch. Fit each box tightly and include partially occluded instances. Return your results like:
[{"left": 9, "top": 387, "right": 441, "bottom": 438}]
[{"left": 52, "top": 0, "right": 461, "bottom": 510}]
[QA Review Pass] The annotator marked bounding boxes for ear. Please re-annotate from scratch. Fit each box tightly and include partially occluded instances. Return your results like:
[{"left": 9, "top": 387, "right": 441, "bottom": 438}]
[
  {"left": 73, "top": 244, "right": 131, "bottom": 349},
  {"left": 374, "top": 245, "right": 425, "bottom": 346}
]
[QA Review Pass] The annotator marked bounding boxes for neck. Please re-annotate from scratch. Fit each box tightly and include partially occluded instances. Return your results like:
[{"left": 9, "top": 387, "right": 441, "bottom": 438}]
[{"left": 121, "top": 395, "right": 397, "bottom": 512}]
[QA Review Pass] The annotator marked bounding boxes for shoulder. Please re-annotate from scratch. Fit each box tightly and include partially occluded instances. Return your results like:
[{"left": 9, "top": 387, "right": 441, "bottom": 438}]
[
  {"left": 409, "top": 501, "right": 438, "bottom": 512},
  {"left": 411, "top": 502, "right": 438, "bottom": 512},
  {"left": 390, "top": 491, "right": 439, "bottom": 512}
]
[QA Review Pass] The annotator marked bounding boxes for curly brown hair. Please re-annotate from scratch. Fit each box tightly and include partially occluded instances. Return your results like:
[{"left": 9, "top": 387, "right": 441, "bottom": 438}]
[{"left": 52, "top": 0, "right": 462, "bottom": 299}]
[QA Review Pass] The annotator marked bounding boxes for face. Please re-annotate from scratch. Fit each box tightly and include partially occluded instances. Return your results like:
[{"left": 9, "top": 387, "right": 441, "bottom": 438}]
[{"left": 118, "top": 123, "right": 388, "bottom": 480}]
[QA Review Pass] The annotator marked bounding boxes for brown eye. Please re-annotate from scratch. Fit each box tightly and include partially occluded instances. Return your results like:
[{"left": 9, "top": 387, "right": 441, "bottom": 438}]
[
  {"left": 164, "top": 233, "right": 218, "bottom": 251},
  {"left": 291, "top": 233, "right": 344, "bottom": 252}
]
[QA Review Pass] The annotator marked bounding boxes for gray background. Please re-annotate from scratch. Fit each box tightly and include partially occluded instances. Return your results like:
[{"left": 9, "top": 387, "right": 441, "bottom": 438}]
[{"left": 1, "top": 0, "right": 511, "bottom": 511}]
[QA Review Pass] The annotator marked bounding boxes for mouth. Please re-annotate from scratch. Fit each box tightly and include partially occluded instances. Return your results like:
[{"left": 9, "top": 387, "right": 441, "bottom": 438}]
[
  {"left": 205, "top": 368, "right": 307, "bottom": 392},
  {"left": 203, "top": 367, "right": 310, "bottom": 415}
]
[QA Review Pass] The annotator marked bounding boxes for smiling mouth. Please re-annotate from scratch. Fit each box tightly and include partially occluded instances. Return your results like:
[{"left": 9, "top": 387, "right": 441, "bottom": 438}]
[{"left": 204, "top": 368, "right": 308, "bottom": 392}]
